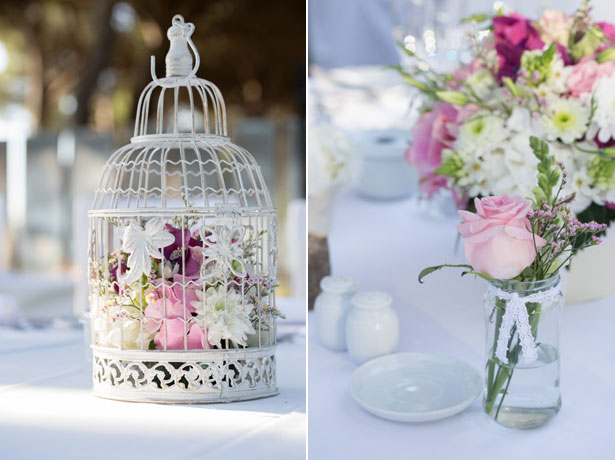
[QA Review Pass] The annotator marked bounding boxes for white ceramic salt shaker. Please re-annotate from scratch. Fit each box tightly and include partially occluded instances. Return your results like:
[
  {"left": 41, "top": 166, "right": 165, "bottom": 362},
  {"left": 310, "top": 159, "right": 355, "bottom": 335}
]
[
  {"left": 314, "top": 275, "right": 359, "bottom": 351},
  {"left": 345, "top": 291, "right": 399, "bottom": 364}
]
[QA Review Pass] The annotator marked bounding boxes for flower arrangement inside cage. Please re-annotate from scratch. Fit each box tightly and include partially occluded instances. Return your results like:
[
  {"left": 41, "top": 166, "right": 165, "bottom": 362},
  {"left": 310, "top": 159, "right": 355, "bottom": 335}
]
[{"left": 87, "top": 15, "right": 283, "bottom": 403}]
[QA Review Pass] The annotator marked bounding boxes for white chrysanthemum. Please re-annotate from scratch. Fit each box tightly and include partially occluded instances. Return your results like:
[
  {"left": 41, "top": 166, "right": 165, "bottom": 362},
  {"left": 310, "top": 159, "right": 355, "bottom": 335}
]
[
  {"left": 540, "top": 97, "right": 589, "bottom": 144},
  {"left": 192, "top": 286, "right": 255, "bottom": 347},
  {"left": 465, "top": 69, "right": 496, "bottom": 99},
  {"left": 455, "top": 114, "right": 508, "bottom": 156},
  {"left": 587, "top": 76, "right": 615, "bottom": 143}
]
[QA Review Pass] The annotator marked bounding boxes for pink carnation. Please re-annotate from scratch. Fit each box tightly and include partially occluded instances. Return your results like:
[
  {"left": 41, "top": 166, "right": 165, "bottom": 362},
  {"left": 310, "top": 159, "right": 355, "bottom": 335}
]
[
  {"left": 406, "top": 103, "right": 479, "bottom": 197},
  {"left": 568, "top": 57, "right": 615, "bottom": 96}
]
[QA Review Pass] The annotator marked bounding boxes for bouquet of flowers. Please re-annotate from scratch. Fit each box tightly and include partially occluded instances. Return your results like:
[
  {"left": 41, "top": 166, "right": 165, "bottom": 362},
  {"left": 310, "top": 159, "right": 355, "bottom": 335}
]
[
  {"left": 400, "top": 0, "right": 615, "bottom": 229},
  {"left": 419, "top": 136, "right": 606, "bottom": 426},
  {"left": 91, "top": 218, "right": 283, "bottom": 351}
]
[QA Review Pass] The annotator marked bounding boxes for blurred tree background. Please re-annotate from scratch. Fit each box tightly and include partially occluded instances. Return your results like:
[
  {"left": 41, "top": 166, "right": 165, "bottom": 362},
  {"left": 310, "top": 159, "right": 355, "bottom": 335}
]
[
  {"left": 0, "top": 0, "right": 305, "bottom": 311},
  {"left": 0, "top": 0, "right": 305, "bottom": 135}
]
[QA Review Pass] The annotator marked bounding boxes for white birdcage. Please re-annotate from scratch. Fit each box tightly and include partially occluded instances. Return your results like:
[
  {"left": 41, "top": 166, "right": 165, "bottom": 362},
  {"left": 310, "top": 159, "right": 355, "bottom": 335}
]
[{"left": 88, "top": 15, "right": 280, "bottom": 403}]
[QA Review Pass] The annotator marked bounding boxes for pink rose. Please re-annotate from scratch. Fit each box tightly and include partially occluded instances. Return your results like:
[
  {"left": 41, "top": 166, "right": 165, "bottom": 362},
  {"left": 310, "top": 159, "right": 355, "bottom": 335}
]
[
  {"left": 568, "top": 57, "right": 615, "bottom": 96},
  {"left": 456, "top": 195, "right": 546, "bottom": 279}
]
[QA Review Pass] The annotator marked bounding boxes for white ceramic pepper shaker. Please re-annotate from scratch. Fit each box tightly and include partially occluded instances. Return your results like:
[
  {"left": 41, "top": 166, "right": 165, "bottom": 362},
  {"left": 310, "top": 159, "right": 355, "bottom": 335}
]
[
  {"left": 314, "top": 275, "right": 359, "bottom": 351},
  {"left": 345, "top": 291, "right": 399, "bottom": 364}
]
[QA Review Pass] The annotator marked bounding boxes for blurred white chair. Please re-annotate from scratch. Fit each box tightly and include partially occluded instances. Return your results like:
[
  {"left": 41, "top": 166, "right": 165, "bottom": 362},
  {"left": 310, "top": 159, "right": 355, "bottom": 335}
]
[{"left": 286, "top": 199, "right": 306, "bottom": 298}]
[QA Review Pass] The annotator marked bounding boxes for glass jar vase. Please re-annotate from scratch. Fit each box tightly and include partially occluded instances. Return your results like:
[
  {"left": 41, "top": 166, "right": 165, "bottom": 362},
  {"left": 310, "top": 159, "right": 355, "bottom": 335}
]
[{"left": 483, "top": 274, "right": 563, "bottom": 429}]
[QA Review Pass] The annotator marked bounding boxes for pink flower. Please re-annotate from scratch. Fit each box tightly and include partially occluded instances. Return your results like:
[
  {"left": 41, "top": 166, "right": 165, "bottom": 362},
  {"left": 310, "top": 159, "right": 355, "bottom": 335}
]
[
  {"left": 406, "top": 103, "right": 458, "bottom": 197},
  {"left": 406, "top": 103, "right": 480, "bottom": 197},
  {"left": 144, "top": 281, "right": 206, "bottom": 350},
  {"left": 597, "top": 22, "right": 615, "bottom": 52},
  {"left": 493, "top": 14, "right": 544, "bottom": 80},
  {"left": 568, "top": 57, "right": 615, "bottom": 96},
  {"left": 456, "top": 195, "right": 547, "bottom": 279},
  {"left": 533, "top": 10, "right": 572, "bottom": 47}
]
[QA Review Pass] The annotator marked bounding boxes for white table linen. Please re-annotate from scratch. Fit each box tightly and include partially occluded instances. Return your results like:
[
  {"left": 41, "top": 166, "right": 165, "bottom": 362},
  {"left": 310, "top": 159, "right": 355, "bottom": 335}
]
[
  {"left": 308, "top": 189, "right": 615, "bottom": 459},
  {"left": 0, "top": 297, "right": 306, "bottom": 460}
]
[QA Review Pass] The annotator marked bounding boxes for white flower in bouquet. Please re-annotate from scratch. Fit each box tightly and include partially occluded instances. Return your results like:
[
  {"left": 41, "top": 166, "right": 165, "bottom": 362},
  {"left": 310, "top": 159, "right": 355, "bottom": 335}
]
[
  {"left": 191, "top": 286, "right": 255, "bottom": 348},
  {"left": 456, "top": 114, "right": 507, "bottom": 156},
  {"left": 93, "top": 301, "right": 153, "bottom": 349},
  {"left": 465, "top": 69, "right": 496, "bottom": 99},
  {"left": 506, "top": 106, "right": 531, "bottom": 132},
  {"left": 544, "top": 55, "right": 572, "bottom": 94},
  {"left": 540, "top": 97, "right": 589, "bottom": 144},
  {"left": 587, "top": 77, "right": 615, "bottom": 143},
  {"left": 106, "top": 318, "right": 154, "bottom": 349},
  {"left": 502, "top": 130, "right": 541, "bottom": 197}
]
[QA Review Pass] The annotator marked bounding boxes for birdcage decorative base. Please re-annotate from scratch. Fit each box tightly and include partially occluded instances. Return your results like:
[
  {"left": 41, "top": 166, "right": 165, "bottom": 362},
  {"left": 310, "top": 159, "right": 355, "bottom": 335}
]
[{"left": 92, "top": 346, "right": 278, "bottom": 403}]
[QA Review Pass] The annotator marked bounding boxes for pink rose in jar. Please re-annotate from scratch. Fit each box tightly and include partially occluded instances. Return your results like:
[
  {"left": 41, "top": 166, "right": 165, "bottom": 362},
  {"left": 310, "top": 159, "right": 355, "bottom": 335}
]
[{"left": 456, "top": 195, "right": 546, "bottom": 279}]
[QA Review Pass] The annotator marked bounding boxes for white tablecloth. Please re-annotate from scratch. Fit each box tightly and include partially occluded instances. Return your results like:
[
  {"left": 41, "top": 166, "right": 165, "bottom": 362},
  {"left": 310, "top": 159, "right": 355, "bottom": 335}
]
[
  {"left": 308, "top": 190, "right": 615, "bottom": 459},
  {"left": 0, "top": 298, "right": 306, "bottom": 460}
]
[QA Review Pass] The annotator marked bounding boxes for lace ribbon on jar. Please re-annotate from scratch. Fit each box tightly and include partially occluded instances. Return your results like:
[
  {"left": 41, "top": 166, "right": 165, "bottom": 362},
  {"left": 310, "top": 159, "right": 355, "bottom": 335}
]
[{"left": 488, "top": 284, "right": 560, "bottom": 365}]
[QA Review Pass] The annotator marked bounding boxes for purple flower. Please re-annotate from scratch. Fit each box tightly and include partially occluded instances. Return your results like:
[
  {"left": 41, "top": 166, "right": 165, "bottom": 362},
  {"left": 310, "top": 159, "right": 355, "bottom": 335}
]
[
  {"left": 493, "top": 14, "right": 544, "bottom": 81},
  {"left": 109, "top": 254, "right": 128, "bottom": 293},
  {"left": 163, "top": 224, "right": 203, "bottom": 277}
]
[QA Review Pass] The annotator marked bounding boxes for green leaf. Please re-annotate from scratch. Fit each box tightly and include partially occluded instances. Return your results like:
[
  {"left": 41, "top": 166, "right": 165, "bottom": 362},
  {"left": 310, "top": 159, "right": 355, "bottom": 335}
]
[
  {"left": 597, "top": 47, "right": 615, "bottom": 63},
  {"left": 435, "top": 90, "right": 468, "bottom": 106},
  {"left": 418, "top": 264, "right": 473, "bottom": 283},
  {"left": 434, "top": 151, "right": 465, "bottom": 178},
  {"left": 460, "top": 13, "right": 492, "bottom": 23},
  {"left": 502, "top": 76, "right": 520, "bottom": 98}
]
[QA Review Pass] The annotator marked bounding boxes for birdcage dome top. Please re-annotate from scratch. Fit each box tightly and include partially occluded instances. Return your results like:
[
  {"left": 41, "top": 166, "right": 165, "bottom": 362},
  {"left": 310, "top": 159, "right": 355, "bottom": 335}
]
[{"left": 92, "top": 15, "right": 273, "bottom": 214}]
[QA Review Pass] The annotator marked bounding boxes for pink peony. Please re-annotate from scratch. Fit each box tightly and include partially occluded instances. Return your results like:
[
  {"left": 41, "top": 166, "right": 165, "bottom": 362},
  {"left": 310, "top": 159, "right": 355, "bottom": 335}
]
[
  {"left": 568, "top": 57, "right": 615, "bottom": 96},
  {"left": 493, "top": 14, "right": 544, "bottom": 80},
  {"left": 456, "top": 195, "right": 546, "bottom": 279}
]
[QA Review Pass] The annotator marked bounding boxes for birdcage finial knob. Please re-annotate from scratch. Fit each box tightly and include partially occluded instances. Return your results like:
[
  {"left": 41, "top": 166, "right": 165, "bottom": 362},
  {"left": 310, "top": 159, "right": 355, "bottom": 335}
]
[
  {"left": 151, "top": 14, "right": 200, "bottom": 86},
  {"left": 165, "top": 15, "right": 195, "bottom": 77}
]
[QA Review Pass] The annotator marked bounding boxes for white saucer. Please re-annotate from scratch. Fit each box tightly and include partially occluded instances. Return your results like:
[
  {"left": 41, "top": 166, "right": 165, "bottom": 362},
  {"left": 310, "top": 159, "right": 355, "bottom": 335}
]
[{"left": 350, "top": 352, "right": 482, "bottom": 422}]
